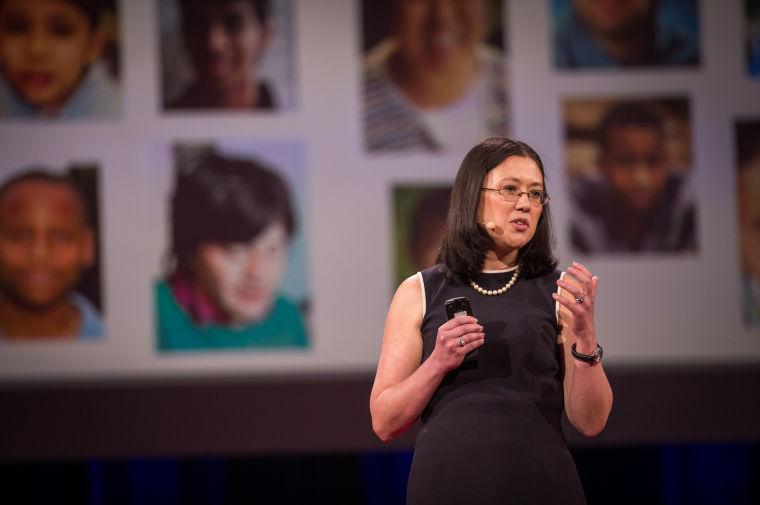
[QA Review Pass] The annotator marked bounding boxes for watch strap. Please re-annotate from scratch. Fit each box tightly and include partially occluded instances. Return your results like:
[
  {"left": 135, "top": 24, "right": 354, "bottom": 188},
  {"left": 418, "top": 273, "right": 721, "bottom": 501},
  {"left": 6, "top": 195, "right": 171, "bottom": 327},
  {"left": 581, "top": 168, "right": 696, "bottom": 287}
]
[{"left": 571, "top": 343, "right": 603, "bottom": 365}]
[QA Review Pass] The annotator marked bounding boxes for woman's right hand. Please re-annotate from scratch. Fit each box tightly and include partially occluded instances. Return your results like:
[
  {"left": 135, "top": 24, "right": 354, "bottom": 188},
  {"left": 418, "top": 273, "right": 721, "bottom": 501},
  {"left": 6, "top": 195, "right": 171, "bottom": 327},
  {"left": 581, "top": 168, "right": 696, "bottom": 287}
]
[
  {"left": 429, "top": 316, "right": 485, "bottom": 372},
  {"left": 371, "top": 278, "right": 483, "bottom": 442}
]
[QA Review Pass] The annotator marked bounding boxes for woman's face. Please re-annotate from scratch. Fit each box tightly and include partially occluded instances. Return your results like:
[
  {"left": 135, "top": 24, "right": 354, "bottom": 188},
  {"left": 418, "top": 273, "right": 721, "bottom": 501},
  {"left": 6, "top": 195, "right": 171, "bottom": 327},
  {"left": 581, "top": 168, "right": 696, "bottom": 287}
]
[
  {"left": 195, "top": 220, "right": 288, "bottom": 325},
  {"left": 393, "top": 0, "right": 486, "bottom": 71},
  {"left": 0, "top": 0, "right": 103, "bottom": 114},
  {"left": 478, "top": 155, "right": 544, "bottom": 253}
]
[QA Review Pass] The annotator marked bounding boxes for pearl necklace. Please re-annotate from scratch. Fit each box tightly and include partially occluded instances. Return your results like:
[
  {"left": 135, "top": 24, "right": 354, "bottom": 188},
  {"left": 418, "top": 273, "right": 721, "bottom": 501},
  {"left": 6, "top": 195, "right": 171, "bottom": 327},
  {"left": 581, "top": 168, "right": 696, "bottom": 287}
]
[{"left": 469, "top": 264, "right": 520, "bottom": 296}]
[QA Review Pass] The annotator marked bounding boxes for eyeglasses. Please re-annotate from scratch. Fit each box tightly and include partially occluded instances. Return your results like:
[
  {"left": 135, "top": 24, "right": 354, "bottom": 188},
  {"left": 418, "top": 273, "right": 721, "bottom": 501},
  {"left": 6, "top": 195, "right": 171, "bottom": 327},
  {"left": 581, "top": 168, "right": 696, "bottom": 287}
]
[{"left": 481, "top": 185, "right": 550, "bottom": 207}]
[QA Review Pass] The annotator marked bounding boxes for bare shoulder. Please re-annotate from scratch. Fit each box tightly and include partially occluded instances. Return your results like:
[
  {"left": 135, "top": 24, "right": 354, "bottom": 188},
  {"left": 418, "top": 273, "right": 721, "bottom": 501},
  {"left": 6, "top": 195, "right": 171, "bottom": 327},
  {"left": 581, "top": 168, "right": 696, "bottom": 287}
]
[
  {"left": 389, "top": 274, "right": 423, "bottom": 321},
  {"left": 385, "top": 273, "right": 425, "bottom": 344},
  {"left": 372, "top": 274, "right": 425, "bottom": 398}
]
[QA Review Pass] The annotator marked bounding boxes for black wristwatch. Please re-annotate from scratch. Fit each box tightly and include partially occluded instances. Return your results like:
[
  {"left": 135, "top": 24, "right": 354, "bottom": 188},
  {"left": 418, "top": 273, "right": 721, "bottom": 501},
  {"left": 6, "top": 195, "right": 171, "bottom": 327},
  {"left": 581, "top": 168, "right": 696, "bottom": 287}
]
[{"left": 571, "top": 343, "right": 603, "bottom": 365}]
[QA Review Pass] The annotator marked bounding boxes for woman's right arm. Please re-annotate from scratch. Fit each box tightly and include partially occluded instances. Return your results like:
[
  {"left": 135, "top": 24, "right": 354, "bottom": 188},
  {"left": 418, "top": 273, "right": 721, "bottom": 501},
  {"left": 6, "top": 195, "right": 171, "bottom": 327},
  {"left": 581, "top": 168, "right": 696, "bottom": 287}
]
[{"left": 370, "top": 275, "right": 484, "bottom": 442}]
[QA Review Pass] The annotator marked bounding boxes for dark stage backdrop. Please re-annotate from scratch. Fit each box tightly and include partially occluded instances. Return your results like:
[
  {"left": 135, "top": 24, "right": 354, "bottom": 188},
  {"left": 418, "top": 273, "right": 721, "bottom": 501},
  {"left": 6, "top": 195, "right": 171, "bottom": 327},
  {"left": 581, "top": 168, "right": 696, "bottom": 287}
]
[{"left": 2, "top": 366, "right": 759, "bottom": 462}]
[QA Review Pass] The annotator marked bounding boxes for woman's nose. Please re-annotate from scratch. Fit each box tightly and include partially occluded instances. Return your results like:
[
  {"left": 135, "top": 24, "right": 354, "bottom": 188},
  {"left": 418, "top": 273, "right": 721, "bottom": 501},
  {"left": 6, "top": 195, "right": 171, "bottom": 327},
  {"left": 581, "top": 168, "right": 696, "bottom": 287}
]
[{"left": 514, "top": 191, "right": 531, "bottom": 210}]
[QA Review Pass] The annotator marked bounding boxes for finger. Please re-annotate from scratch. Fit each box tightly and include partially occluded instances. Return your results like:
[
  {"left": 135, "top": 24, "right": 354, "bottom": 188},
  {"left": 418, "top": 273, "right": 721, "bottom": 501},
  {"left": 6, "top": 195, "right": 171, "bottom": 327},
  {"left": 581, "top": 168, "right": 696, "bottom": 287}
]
[
  {"left": 567, "top": 270, "right": 593, "bottom": 297},
  {"left": 446, "top": 323, "right": 484, "bottom": 338},
  {"left": 591, "top": 276, "right": 599, "bottom": 298},
  {"left": 572, "top": 262, "right": 598, "bottom": 305},
  {"left": 460, "top": 336, "right": 485, "bottom": 354},
  {"left": 440, "top": 316, "right": 478, "bottom": 331},
  {"left": 552, "top": 292, "right": 586, "bottom": 316},
  {"left": 450, "top": 315, "right": 479, "bottom": 326},
  {"left": 557, "top": 277, "right": 584, "bottom": 299},
  {"left": 456, "top": 332, "right": 485, "bottom": 348},
  {"left": 567, "top": 263, "right": 593, "bottom": 286},
  {"left": 571, "top": 261, "right": 594, "bottom": 280},
  {"left": 445, "top": 332, "right": 483, "bottom": 353},
  {"left": 559, "top": 271, "right": 587, "bottom": 293},
  {"left": 449, "top": 330, "right": 481, "bottom": 344}
]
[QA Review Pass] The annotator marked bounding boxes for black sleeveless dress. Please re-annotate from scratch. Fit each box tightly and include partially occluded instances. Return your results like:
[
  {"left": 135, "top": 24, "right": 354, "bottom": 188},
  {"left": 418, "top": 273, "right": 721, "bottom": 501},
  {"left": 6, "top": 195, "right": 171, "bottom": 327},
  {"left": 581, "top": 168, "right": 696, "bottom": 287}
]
[{"left": 406, "top": 264, "right": 587, "bottom": 505}]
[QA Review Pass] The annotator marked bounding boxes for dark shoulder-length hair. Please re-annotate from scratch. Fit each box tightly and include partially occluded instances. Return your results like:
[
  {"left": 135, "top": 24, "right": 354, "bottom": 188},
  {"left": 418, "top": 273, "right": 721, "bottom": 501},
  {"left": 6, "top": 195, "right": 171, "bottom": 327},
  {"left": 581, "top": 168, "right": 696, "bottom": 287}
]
[{"left": 438, "top": 137, "right": 558, "bottom": 284}]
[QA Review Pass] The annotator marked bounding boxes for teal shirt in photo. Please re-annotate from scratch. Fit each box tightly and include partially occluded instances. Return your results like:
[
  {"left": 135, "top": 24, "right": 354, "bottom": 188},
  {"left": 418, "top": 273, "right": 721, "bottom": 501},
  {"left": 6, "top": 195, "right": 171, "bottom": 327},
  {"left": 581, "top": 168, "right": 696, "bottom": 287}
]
[{"left": 155, "top": 281, "right": 309, "bottom": 351}]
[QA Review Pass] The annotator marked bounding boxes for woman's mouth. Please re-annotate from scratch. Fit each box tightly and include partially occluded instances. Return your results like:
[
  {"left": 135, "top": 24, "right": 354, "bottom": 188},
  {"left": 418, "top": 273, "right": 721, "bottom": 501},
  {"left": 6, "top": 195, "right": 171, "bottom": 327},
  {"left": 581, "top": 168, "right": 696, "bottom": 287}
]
[{"left": 511, "top": 218, "right": 529, "bottom": 231}]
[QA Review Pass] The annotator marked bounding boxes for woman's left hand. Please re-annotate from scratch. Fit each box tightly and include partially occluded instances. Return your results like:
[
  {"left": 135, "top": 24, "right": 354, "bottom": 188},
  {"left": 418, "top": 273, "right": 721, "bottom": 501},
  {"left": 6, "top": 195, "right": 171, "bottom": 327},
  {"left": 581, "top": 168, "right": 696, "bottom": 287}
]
[{"left": 552, "top": 261, "right": 599, "bottom": 348}]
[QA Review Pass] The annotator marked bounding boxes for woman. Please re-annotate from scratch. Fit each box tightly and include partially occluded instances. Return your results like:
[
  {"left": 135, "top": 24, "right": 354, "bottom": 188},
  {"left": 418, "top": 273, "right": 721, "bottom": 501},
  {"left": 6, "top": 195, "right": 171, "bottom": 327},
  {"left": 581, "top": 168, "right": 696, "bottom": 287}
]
[
  {"left": 155, "top": 148, "right": 308, "bottom": 351},
  {"left": 370, "top": 138, "right": 612, "bottom": 504},
  {"left": 0, "top": 0, "right": 119, "bottom": 118},
  {"left": 362, "top": 0, "right": 509, "bottom": 153}
]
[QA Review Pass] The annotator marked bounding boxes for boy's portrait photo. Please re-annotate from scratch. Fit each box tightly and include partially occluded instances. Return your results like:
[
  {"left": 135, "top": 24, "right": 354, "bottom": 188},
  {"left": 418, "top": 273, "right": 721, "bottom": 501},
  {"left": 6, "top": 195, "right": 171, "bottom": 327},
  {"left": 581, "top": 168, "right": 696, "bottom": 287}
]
[
  {"left": 551, "top": 0, "right": 700, "bottom": 69},
  {"left": 0, "top": 164, "right": 103, "bottom": 340},
  {"left": 155, "top": 142, "right": 309, "bottom": 351},
  {"left": 0, "top": 0, "right": 121, "bottom": 119},
  {"left": 158, "top": 0, "right": 296, "bottom": 111},
  {"left": 736, "top": 120, "right": 760, "bottom": 329},
  {"left": 564, "top": 96, "right": 696, "bottom": 254}
]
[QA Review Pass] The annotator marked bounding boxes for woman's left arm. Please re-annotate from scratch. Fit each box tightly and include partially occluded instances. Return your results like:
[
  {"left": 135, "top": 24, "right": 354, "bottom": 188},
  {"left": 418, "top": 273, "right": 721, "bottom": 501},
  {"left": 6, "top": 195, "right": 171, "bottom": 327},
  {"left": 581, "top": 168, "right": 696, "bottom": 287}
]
[{"left": 552, "top": 262, "right": 613, "bottom": 437}]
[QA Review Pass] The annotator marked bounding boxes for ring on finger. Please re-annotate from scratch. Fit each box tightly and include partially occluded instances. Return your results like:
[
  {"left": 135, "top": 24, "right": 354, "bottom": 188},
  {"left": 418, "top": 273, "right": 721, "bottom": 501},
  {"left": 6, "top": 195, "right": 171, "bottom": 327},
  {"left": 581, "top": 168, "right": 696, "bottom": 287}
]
[
  {"left": 575, "top": 293, "right": 585, "bottom": 304},
  {"left": 459, "top": 337, "right": 465, "bottom": 347}
]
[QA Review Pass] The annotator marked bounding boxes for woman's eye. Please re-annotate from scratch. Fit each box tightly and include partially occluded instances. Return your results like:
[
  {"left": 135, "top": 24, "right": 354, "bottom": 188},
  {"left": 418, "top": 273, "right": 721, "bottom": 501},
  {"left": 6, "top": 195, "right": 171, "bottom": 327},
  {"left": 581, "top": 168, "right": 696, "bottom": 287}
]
[
  {"left": 529, "top": 190, "right": 542, "bottom": 199},
  {"left": 502, "top": 185, "right": 520, "bottom": 195}
]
